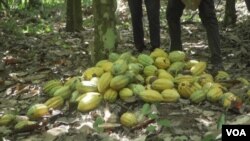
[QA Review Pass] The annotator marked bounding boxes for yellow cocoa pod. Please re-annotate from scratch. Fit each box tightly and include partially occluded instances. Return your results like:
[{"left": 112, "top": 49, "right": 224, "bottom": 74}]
[
  {"left": 139, "top": 90, "right": 163, "bottom": 103},
  {"left": 27, "top": 104, "right": 49, "bottom": 120},
  {"left": 111, "top": 59, "right": 128, "bottom": 76},
  {"left": 190, "top": 61, "right": 207, "bottom": 76},
  {"left": 198, "top": 73, "right": 214, "bottom": 86},
  {"left": 174, "top": 74, "right": 196, "bottom": 84},
  {"left": 169, "top": 51, "right": 186, "bottom": 63},
  {"left": 151, "top": 79, "right": 174, "bottom": 92},
  {"left": 0, "top": 114, "right": 16, "bottom": 126},
  {"left": 64, "top": 76, "right": 81, "bottom": 91},
  {"left": 143, "top": 65, "right": 158, "bottom": 77},
  {"left": 83, "top": 67, "right": 104, "bottom": 80},
  {"left": 95, "top": 59, "right": 109, "bottom": 67},
  {"left": 76, "top": 80, "right": 98, "bottom": 93},
  {"left": 150, "top": 48, "right": 168, "bottom": 59},
  {"left": 110, "top": 75, "right": 130, "bottom": 90},
  {"left": 206, "top": 87, "right": 223, "bottom": 102},
  {"left": 154, "top": 57, "right": 170, "bottom": 69},
  {"left": 53, "top": 85, "right": 72, "bottom": 100},
  {"left": 161, "top": 89, "right": 180, "bottom": 103},
  {"left": 120, "top": 112, "right": 138, "bottom": 128},
  {"left": 178, "top": 81, "right": 195, "bottom": 98},
  {"left": 103, "top": 88, "right": 118, "bottom": 103},
  {"left": 77, "top": 92, "right": 102, "bottom": 112},
  {"left": 220, "top": 92, "right": 237, "bottom": 109},
  {"left": 185, "top": 59, "right": 199, "bottom": 69},
  {"left": 119, "top": 88, "right": 135, "bottom": 102},
  {"left": 101, "top": 61, "right": 113, "bottom": 72},
  {"left": 158, "top": 69, "right": 174, "bottom": 80},
  {"left": 97, "top": 72, "right": 113, "bottom": 93},
  {"left": 44, "top": 96, "right": 64, "bottom": 109}
]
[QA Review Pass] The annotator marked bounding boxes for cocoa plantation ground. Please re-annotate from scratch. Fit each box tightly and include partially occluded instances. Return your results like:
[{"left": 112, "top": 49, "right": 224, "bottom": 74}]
[{"left": 0, "top": 0, "right": 250, "bottom": 140}]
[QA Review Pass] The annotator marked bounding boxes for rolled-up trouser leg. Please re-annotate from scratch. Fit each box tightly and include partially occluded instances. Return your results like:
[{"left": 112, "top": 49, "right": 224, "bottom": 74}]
[
  {"left": 166, "top": 0, "right": 185, "bottom": 51},
  {"left": 128, "top": 0, "right": 145, "bottom": 49},
  {"left": 145, "top": 0, "right": 160, "bottom": 49},
  {"left": 199, "top": 0, "right": 222, "bottom": 64}
]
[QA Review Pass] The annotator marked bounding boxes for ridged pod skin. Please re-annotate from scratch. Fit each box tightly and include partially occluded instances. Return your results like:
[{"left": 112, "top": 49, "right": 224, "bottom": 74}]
[
  {"left": 190, "top": 61, "right": 207, "bottom": 76},
  {"left": 137, "top": 54, "right": 154, "bottom": 66},
  {"left": 128, "top": 63, "right": 144, "bottom": 74},
  {"left": 174, "top": 74, "right": 196, "bottom": 84},
  {"left": 198, "top": 73, "right": 214, "bottom": 86},
  {"left": 150, "top": 48, "right": 168, "bottom": 59},
  {"left": 143, "top": 65, "right": 158, "bottom": 77},
  {"left": 101, "top": 61, "right": 113, "bottom": 72},
  {"left": 76, "top": 80, "right": 98, "bottom": 93},
  {"left": 185, "top": 59, "right": 199, "bottom": 69},
  {"left": 97, "top": 72, "right": 113, "bottom": 93},
  {"left": 146, "top": 76, "right": 158, "bottom": 84},
  {"left": 154, "top": 57, "right": 170, "bottom": 69},
  {"left": 129, "top": 84, "right": 146, "bottom": 95},
  {"left": 206, "top": 87, "right": 223, "bottom": 102},
  {"left": 103, "top": 88, "right": 118, "bottom": 103},
  {"left": 108, "top": 52, "right": 120, "bottom": 62},
  {"left": 95, "top": 60, "right": 109, "bottom": 67},
  {"left": 161, "top": 89, "right": 180, "bottom": 103},
  {"left": 220, "top": 92, "right": 237, "bottom": 109},
  {"left": 110, "top": 75, "right": 130, "bottom": 90},
  {"left": 120, "top": 112, "right": 138, "bottom": 128},
  {"left": 158, "top": 69, "right": 174, "bottom": 80},
  {"left": 83, "top": 67, "right": 104, "bottom": 80},
  {"left": 178, "top": 81, "right": 196, "bottom": 99},
  {"left": 151, "top": 79, "right": 174, "bottom": 92},
  {"left": 77, "top": 92, "right": 102, "bottom": 112},
  {"left": 44, "top": 96, "right": 64, "bottom": 109},
  {"left": 53, "top": 85, "right": 72, "bottom": 100},
  {"left": 64, "top": 77, "right": 81, "bottom": 91},
  {"left": 27, "top": 104, "right": 49, "bottom": 120},
  {"left": 43, "top": 80, "right": 63, "bottom": 97},
  {"left": 111, "top": 59, "right": 128, "bottom": 76},
  {"left": 169, "top": 51, "right": 186, "bottom": 63},
  {"left": 190, "top": 89, "right": 206, "bottom": 104},
  {"left": 139, "top": 90, "right": 163, "bottom": 103}
]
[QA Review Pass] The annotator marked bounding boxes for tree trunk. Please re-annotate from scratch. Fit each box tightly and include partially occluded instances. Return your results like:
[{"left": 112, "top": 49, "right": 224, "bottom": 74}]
[
  {"left": 92, "top": 0, "right": 117, "bottom": 64},
  {"left": 66, "top": 0, "right": 82, "bottom": 32},
  {"left": 245, "top": 0, "right": 250, "bottom": 11},
  {"left": 224, "top": 0, "right": 237, "bottom": 26}
]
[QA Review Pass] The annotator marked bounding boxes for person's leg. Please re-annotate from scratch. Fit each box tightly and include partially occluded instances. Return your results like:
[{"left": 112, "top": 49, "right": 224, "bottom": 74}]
[
  {"left": 145, "top": 0, "right": 160, "bottom": 50},
  {"left": 128, "top": 0, "right": 145, "bottom": 51},
  {"left": 199, "top": 0, "right": 223, "bottom": 67},
  {"left": 166, "top": 0, "right": 185, "bottom": 51},
  {"left": 245, "top": 0, "right": 250, "bottom": 11}
]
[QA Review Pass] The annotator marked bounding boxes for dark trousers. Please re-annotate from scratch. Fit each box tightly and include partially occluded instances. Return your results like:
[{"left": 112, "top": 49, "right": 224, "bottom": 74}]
[
  {"left": 166, "top": 0, "right": 222, "bottom": 64},
  {"left": 245, "top": 0, "right": 250, "bottom": 11},
  {"left": 128, "top": 0, "right": 160, "bottom": 49}
]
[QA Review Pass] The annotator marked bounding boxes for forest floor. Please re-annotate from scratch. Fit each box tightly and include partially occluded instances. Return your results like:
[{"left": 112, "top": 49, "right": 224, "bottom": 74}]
[{"left": 0, "top": 0, "right": 250, "bottom": 141}]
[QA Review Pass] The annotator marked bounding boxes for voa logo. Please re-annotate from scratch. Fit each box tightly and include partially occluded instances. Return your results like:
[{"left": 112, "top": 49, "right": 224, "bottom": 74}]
[{"left": 226, "top": 129, "right": 246, "bottom": 136}]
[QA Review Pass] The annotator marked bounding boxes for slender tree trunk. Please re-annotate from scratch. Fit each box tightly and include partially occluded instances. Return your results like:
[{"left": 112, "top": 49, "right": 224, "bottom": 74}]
[
  {"left": 66, "top": 0, "right": 82, "bottom": 32},
  {"left": 245, "top": 0, "right": 250, "bottom": 11},
  {"left": 92, "top": 0, "right": 117, "bottom": 64},
  {"left": 224, "top": 0, "right": 237, "bottom": 26}
]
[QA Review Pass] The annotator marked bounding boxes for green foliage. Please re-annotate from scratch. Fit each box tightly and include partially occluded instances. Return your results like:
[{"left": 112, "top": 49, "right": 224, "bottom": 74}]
[
  {"left": 0, "top": 18, "right": 22, "bottom": 35},
  {"left": 93, "top": 116, "right": 105, "bottom": 133},
  {"left": 141, "top": 103, "right": 171, "bottom": 133},
  {"left": 83, "top": 0, "right": 92, "bottom": 7}
]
